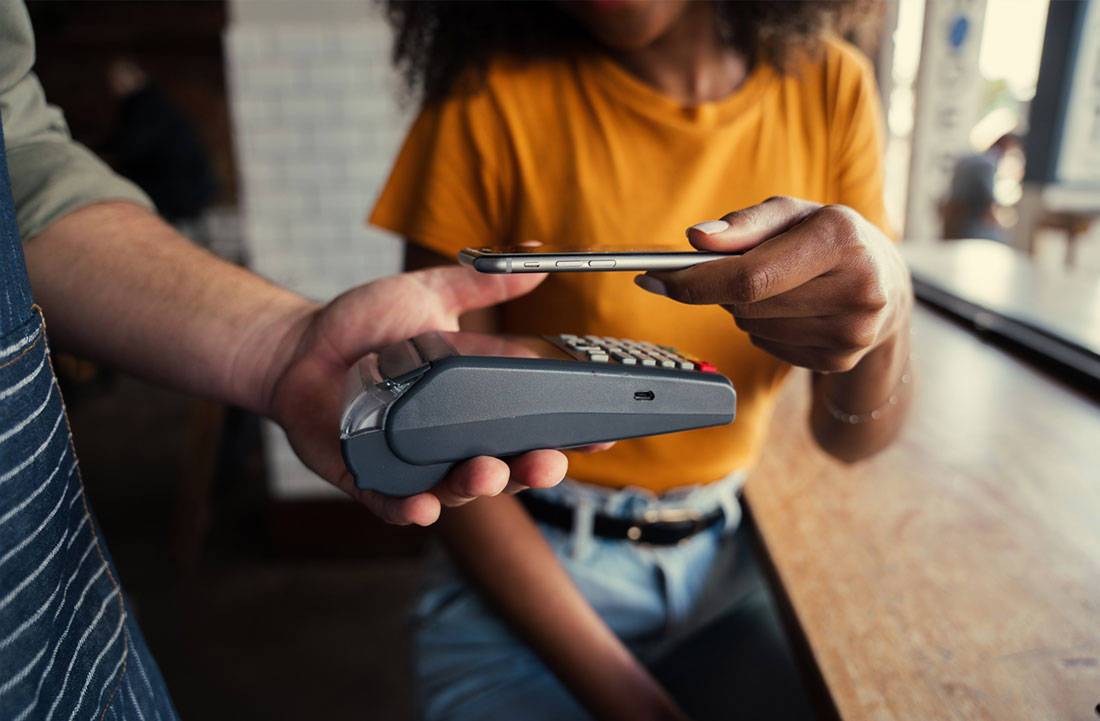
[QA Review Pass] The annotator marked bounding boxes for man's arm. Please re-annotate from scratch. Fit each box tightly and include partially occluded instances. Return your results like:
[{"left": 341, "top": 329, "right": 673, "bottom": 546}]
[
  {"left": 22, "top": 202, "right": 568, "bottom": 524},
  {"left": 2, "top": 0, "right": 568, "bottom": 524},
  {"left": 24, "top": 202, "right": 309, "bottom": 411},
  {"left": 5, "top": 0, "right": 300, "bottom": 409}
]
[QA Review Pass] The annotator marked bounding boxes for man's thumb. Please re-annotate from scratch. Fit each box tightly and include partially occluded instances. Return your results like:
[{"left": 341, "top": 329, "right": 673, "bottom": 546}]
[{"left": 423, "top": 265, "right": 547, "bottom": 315}]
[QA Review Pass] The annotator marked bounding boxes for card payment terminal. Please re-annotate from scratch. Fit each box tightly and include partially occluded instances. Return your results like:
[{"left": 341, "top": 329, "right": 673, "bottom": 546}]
[{"left": 340, "top": 331, "right": 736, "bottom": 496}]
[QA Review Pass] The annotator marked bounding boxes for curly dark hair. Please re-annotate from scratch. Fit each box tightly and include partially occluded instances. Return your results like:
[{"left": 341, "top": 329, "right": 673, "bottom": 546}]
[{"left": 383, "top": 0, "right": 865, "bottom": 105}]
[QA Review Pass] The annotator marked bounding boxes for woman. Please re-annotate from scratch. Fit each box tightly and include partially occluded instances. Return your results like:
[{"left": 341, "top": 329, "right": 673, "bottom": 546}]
[{"left": 371, "top": 2, "right": 914, "bottom": 719}]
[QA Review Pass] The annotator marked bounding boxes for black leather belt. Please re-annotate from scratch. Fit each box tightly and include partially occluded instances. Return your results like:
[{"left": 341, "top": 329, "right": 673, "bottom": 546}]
[{"left": 519, "top": 492, "right": 724, "bottom": 546}]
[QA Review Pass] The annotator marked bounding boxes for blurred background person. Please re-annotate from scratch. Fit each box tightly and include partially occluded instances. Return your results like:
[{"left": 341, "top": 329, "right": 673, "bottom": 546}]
[
  {"left": 940, "top": 132, "right": 1023, "bottom": 242},
  {"left": 101, "top": 56, "right": 218, "bottom": 233}
]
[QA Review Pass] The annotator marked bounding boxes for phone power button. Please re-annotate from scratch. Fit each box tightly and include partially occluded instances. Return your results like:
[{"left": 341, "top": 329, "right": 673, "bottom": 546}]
[{"left": 588, "top": 259, "right": 616, "bottom": 268}]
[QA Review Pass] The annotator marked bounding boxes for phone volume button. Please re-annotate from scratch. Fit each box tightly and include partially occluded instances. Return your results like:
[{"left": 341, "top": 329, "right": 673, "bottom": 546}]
[
  {"left": 523, "top": 261, "right": 541, "bottom": 268},
  {"left": 588, "top": 259, "right": 616, "bottom": 268},
  {"left": 555, "top": 260, "right": 585, "bottom": 268}
]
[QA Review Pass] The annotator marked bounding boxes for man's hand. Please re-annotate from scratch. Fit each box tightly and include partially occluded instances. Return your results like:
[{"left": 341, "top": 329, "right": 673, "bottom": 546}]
[
  {"left": 634, "top": 196, "right": 912, "bottom": 372},
  {"left": 253, "top": 267, "right": 568, "bottom": 526},
  {"left": 28, "top": 204, "right": 567, "bottom": 526}
]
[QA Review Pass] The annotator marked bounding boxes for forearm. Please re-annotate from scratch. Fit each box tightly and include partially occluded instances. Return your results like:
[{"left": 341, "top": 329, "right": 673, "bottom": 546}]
[
  {"left": 810, "top": 311, "right": 914, "bottom": 462},
  {"left": 22, "top": 201, "right": 317, "bottom": 414},
  {"left": 438, "top": 497, "right": 687, "bottom": 721}
]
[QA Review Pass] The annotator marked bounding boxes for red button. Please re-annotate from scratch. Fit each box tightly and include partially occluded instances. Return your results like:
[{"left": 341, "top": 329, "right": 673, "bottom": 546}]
[{"left": 699, "top": 362, "right": 717, "bottom": 373}]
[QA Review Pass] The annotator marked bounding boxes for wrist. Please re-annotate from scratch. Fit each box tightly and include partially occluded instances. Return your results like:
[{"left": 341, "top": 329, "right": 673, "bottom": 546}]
[
  {"left": 227, "top": 297, "right": 320, "bottom": 416},
  {"left": 880, "top": 242, "right": 914, "bottom": 349},
  {"left": 824, "top": 348, "right": 913, "bottom": 423},
  {"left": 820, "top": 321, "right": 912, "bottom": 418}
]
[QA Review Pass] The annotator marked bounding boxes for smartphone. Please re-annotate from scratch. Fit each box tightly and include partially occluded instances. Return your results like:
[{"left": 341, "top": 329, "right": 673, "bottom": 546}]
[{"left": 457, "top": 244, "right": 738, "bottom": 273}]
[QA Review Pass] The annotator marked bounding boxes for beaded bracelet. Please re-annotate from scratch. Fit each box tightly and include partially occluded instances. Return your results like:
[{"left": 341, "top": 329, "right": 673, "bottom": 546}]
[{"left": 824, "top": 354, "right": 914, "bottom": 424}]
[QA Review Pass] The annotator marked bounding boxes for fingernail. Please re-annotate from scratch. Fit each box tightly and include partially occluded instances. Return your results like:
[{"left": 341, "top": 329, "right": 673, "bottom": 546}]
[
  {"left": 687, "top": 220, "right": 730, "bottom": 236},
  {"left": 634, "top": 274, "right": 667, "bottom": 297}
]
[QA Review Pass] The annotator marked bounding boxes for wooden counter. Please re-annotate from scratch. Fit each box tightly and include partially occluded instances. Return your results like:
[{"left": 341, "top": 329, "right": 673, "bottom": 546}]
[
  {"left": 745, "top": 303, "right": 1100, "bottom": 721},
  {"left": 903, "top": 239, "right": 1100, "bottom": 383}
]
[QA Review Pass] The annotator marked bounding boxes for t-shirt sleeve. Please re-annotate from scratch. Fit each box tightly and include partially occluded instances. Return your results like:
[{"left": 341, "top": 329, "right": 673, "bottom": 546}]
[
  {"left": 0, "top": 0, "right": 153, "bottom": 243},
  {"left": 824, "top": 40, "right": 894, "bottom": 239},
  {"left": 368, "top": 89, "right": 513, "bottom": 261}
]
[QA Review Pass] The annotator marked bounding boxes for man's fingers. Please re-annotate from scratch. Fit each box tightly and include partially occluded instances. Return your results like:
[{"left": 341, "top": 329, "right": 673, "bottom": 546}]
[
  {"left": 431, "top": 455, "right": 512, "bottom": 506},
  {"left": 345, "top": 447, "right": 565, "bottom": 521},
  {"left": 496, "top": 450, "right": 569, "bottom": 494},
  {"left": 331, "top": 470, "right": 442, "bottom": 527},
  {"left": 504, "top": 449, "right": 568, "bottom": 489},
  {"left": 685, "top": 196, "right": 821, "bottom": 252},
  {"left": 349, "top": 459, "right": 508, "bottom": 524},
  {"left": 351, "top": 458, "right": 507, "bottom": 524},
  {"left": 358, "top": 489, "right": 443, "bottom": 527},
  {"left": 420, "top": 450, "right": 567, "bottom": 507}
]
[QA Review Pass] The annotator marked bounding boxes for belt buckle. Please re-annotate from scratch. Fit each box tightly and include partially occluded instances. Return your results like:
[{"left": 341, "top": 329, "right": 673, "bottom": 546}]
[
  {"left": 637, "top": 508, "right": 706, "bottom": 545},
  {"left": 642, "top": 508, "right": 704, "bottom": 524}
]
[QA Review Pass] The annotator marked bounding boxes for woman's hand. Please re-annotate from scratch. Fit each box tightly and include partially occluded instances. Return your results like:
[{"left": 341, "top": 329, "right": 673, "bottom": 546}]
[
  {"left": 635, "top": 196, "right": 914, "bottom": 462},
  {"left": 634, "top": 196, "right": 911, "bottom": 373}
]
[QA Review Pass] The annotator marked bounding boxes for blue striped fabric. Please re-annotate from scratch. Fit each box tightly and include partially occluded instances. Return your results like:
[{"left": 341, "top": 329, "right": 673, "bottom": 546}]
[
  {"left": 0, "top": 95, "right": 32, "bottom": 337},
  {"left": 1, "top": 114, "right": 178, "bottom": 721}
]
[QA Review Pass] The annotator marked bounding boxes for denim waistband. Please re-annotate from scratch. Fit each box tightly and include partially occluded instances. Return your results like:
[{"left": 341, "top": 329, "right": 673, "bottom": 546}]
[
  {"left": 527, "top": 472, "right": 746, "bottom": 557},
  {"left": 531, "top": 471, "right": 747, "bottom": 517}
]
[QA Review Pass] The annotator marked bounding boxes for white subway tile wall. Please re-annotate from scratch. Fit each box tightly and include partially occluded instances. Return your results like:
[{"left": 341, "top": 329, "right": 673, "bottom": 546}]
[{"left": 226, "top": 13, "right": 412, "bottom": 498}]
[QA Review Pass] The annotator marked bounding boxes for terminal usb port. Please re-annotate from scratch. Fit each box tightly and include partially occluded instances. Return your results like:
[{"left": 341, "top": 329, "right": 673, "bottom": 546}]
[{"left": 633, "top": 391, "right": 655, "bottom": 401}]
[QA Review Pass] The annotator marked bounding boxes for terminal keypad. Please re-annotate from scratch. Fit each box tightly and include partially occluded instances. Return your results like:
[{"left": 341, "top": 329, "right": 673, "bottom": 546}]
[{"left": 551, "top": 334, "right": 717, "bottom": 373}]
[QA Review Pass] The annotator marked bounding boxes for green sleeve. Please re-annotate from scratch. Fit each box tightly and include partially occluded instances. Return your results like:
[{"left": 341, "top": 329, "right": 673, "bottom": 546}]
[{"left": 0, "top": 0, "right": 153, "bottom": 243}]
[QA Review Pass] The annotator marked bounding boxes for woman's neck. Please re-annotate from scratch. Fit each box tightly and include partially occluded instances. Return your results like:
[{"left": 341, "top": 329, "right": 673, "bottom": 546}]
[{"left": 610, "top": 3, "right": 747, "bottom": 105}]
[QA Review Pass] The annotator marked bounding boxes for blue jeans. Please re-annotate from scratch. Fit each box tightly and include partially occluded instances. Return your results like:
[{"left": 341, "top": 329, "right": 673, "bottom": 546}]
[
  {"left": 0, "top": 122, "right": 178, "bottom": 720},
  {"left": 408, "top": 476, "right": 818, "bottom": 721}
]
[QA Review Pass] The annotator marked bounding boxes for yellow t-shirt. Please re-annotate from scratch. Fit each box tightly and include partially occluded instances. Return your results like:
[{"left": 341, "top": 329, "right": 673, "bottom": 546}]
[{"left": 370, "top": 38, "right": 889, "bottom": 493}]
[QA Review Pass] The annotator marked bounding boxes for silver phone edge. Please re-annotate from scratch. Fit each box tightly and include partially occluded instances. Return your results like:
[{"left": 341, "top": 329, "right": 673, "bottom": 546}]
[
  {"left": 458, "top": 250, "right": 514, "bottom": 274},
  {"left": 472, "top": 252, "right": 734, "bottom": 273},
  {"left": 457, "top": 249, "right": 737, "bottom": 273}
]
